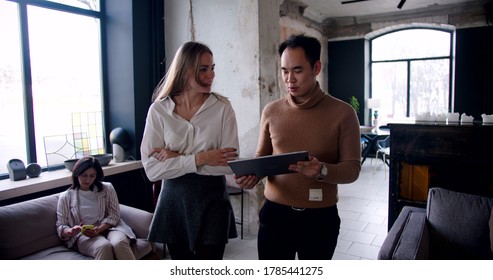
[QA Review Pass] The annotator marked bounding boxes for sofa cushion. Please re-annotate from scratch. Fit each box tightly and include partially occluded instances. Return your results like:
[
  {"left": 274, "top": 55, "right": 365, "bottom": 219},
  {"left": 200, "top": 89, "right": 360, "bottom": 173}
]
[
  {"left": 393, "top": 212, "right": 429, "bottom": 260},
  {"left": 20, "top": 245, "right": 92, "bottom": 260},
  {"left": 0, "top": 193, "right": 63, "bottom": 259},
  {"left": 426, "top": 188, "right": 493, "bottom": 259},
  {"left": 120, "top": 204, "right": 153, "bottom": 239},
  {"left": 378, "top": 206, "right": 426, "bottom": 260},
  {"left": 132, "top": 239, "right": 153, "bottom": 259}
]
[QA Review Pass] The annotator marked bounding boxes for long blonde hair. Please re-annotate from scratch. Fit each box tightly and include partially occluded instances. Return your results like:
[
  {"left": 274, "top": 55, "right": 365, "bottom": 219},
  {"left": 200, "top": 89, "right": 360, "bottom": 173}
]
[{"left": 152, "top": 41, "right": 213, "bottom": 102}]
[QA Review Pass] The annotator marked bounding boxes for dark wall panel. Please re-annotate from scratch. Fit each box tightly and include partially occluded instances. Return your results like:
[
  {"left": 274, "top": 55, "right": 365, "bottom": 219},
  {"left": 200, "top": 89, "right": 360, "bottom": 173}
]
[
  {"left": 104, "top": 0, "right": 164, "bottom": 160},
  {"left": 328, "top": 39, "right": 366, "bottom": 125},
  {"left": 454, "top": 26, "right": 493, "bottom": 120}
]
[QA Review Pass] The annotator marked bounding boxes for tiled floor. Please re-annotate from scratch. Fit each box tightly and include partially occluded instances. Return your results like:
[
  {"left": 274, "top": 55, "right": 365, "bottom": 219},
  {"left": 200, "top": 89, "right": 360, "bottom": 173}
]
[
  {"left": 223, "top": 159, "right": 389, "bottom": 260},
  {"left": 161, "top": 159, "right": 389, "bottom": 260}
]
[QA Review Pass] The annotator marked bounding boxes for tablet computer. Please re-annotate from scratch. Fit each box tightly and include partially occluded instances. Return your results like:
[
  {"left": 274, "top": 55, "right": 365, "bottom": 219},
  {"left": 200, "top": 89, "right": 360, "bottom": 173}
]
[{"left": 228, "top": 151, "right": 309, "bottom": 177}]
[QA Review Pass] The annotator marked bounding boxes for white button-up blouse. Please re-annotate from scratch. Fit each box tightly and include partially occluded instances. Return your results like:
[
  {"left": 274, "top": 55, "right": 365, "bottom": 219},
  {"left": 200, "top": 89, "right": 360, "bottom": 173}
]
[{"left": 140, "top": 93, "right": 239, "bottom": 181}]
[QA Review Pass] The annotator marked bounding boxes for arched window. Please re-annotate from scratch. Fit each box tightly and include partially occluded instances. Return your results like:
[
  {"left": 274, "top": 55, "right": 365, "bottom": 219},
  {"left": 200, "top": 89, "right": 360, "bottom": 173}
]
[{"left": 369, "top": 27, "right": 454, "bottom": 124}]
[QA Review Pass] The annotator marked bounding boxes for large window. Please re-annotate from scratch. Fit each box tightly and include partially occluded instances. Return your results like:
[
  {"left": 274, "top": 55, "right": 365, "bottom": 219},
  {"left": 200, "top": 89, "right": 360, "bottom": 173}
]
[
  {"left": 370, "top": 28, "right": 454, "bottom": 124},
  {"left": 0, "top": 0, "right": 104, "bottom": 176}
]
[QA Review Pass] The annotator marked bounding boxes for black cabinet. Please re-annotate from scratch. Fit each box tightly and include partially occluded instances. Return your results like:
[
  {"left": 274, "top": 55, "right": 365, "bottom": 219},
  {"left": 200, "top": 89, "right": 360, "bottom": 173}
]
[
  {"left": 105, "top": 168, "right": 155, "bottom": 212},
  {"left": 387, "top": 123, "right": 493, "bottom": 230}
]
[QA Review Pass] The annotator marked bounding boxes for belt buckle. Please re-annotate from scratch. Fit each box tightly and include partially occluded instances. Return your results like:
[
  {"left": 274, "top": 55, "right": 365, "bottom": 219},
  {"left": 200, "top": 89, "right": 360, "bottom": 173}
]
[{"left": 291, "top": 206, "right": 305, "bottom": 211}]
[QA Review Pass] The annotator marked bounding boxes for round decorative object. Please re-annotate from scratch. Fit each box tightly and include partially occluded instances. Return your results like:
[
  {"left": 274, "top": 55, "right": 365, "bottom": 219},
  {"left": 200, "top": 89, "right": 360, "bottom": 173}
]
[
  {"left": 7, "top": 159, "right": 26, "bottom": 181},
  {"left": 91, "top": 154, "right": 112, "bottom": 166},
  {"left": 64, "top": 159, "right": 79, "bottom": 172},
  {"left": 109, "top": 127, "right": 131, "bottom": 150},
  {"left": 26, "top": 163, "right": 42, "bottom": 178}
]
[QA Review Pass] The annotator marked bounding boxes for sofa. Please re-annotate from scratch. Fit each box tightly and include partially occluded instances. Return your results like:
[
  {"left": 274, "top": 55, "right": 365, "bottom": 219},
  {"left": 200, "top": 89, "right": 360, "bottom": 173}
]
[
  {"left": 378, "top": 187, "right": 493, "bottom": 260},
  {"left": 0, "top": 192, "right": 154, "bottom": 260}
]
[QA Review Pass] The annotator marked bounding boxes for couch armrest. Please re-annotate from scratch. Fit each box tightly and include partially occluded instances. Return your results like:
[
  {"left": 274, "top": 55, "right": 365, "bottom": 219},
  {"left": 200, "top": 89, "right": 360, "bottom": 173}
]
[
  {"left": 119, "top": 204, "right": 152, "bottom": 239},
  {"left": 378, "top": 206, "right": 429, "bottom": 260}
]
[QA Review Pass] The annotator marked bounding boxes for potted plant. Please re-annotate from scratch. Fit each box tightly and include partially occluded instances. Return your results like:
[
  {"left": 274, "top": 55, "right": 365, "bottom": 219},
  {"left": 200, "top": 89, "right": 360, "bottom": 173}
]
[{"left": 349, "top": 96, "right": 360, "bottom": 114}]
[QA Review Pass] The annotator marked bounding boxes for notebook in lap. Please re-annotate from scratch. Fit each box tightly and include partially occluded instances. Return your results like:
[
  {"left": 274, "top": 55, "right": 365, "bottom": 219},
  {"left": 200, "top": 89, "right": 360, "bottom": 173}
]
[{"left": 228, "top": 151, "right": 309, "bottom": 177}]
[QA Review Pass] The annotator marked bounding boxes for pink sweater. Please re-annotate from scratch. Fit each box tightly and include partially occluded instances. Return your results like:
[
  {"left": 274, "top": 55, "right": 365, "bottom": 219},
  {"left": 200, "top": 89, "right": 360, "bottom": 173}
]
[{"left": 257, "top": 84, "right": 361, "bottom": 208}]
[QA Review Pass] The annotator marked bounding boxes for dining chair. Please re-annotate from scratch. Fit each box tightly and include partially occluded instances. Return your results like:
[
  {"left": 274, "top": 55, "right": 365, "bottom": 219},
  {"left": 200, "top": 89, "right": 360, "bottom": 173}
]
[{"left": 375, "top": 136, "right": 390, "bottom": 177}]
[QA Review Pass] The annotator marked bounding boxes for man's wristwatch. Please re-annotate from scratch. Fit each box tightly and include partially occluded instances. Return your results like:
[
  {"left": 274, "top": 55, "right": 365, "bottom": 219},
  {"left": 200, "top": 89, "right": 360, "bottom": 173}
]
[{"left": 316, "top": 163, "right": 327, "bottom": 181}]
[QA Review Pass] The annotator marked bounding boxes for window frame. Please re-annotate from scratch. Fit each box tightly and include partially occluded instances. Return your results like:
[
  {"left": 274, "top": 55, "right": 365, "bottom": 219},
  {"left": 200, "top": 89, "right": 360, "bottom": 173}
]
[
  {"left": 1, "top": 0, "right": 105, "bottom": 179},
  {"left": 368, "top": 26, "right": 455, "bottom": 123}
]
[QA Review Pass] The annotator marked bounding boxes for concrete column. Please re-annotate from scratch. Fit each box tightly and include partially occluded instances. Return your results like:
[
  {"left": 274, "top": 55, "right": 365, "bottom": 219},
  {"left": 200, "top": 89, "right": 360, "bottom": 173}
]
[{"left": 164, "top": 0, "right": 281, "bottom": 236}]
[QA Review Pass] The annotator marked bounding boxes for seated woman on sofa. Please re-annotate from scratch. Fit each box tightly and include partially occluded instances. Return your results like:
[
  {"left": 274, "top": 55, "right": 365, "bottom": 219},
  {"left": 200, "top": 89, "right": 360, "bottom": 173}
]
[{"left": 56, "top": 156, "right": 137, "bottom": 259}]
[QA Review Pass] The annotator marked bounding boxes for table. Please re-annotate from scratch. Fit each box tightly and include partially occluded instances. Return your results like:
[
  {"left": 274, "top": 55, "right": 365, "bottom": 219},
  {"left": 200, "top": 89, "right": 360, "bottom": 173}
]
[{"left": 360, "top": 127, "right": 389, "bottom": 164}]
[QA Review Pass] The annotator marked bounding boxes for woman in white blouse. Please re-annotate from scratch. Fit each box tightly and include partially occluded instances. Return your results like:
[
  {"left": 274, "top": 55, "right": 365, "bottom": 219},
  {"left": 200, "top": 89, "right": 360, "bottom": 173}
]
[
  {"left": 140, "top": 41, "right": 240, "bottom": 259},
  {"left": 56, "top": 156, "right": 136, "bottom": 259}
]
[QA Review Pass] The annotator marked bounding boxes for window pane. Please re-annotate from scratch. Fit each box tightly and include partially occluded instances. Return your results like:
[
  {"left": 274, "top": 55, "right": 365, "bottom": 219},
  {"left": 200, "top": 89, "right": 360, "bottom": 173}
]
[
  {"left": 371, "top": 28, "right": 453, "bottom": 126},
  {"left": 409, "top": 59, "right": 450, "bottom": 116},
  {"left": 44, "top": 0, "right": 100, "bottom": 11},
  {"left": 373, "top": 29, "right": 451, "bottom": 61},
  {"left": 28, "top": 6, "right": 104, "bottom": 168},
  {"left": 0, "top": 1, "right": 28, "bottom": 175},
  {"left": 371, "top": 62, "right": 408, "bottom": 123}
]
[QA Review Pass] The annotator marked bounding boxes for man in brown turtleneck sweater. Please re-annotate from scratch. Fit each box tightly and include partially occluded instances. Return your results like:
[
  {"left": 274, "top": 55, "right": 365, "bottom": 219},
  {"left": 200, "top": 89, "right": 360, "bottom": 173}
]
[{"left": 235, "top": 34, "right": 361, "bottom": 260}]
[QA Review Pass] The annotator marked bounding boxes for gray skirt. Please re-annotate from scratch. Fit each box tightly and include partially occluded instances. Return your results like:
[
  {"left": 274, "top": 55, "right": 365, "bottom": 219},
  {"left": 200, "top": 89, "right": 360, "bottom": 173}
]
[{"left": 148, "top": 173, "right": 237, "bottom": 251}]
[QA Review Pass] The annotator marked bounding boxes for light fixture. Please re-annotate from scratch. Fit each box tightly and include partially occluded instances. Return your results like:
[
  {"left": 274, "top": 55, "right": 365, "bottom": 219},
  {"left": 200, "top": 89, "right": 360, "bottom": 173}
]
[
  {"left": 367, "top": 98, "right": 381, "bottom": 127},
  {"left": 341, "top": 0, "right": 370, "bottom": 4},
  {"left": 397, "top": 0, "right": 406, "bottom": 9},
  {"left": 109, "top": 127, "right": 131, "bottom": 162}
]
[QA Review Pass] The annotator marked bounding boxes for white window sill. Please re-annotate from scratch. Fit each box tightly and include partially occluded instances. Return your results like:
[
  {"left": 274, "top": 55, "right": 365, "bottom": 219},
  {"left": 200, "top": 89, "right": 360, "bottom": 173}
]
[{"left": 0, "top": 160, "right": 142, "bottom": 201}]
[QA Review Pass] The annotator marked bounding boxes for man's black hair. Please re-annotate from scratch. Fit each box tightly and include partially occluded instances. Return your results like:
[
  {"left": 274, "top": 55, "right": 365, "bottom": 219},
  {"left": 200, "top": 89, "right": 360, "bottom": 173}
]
[{"left": 278, "top": 34, "right": 321, "bottom": 67}]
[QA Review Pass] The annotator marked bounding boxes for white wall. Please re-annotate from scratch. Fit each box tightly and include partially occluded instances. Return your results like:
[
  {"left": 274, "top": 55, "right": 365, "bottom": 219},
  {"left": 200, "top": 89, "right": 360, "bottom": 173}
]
[
  {"left": 163, "top": 0, "right": 190, "bottom": 63},
  {"left": 279, "top": 16, "right": 328, "bottom": 92},
  {"left": 164, "top": 0, "right": 281, "bottom": 235},
  {"left": 164, "top": 0, "right": 284, "bottom": 159},
  {"left": 163, "top": 0, "right": 329, "bottom": 236}
]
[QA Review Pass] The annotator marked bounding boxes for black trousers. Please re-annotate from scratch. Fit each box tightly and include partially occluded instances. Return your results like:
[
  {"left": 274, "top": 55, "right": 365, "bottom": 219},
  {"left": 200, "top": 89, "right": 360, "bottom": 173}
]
[{"left": 257, "top": 200, "right": 340, "bottom": 260}]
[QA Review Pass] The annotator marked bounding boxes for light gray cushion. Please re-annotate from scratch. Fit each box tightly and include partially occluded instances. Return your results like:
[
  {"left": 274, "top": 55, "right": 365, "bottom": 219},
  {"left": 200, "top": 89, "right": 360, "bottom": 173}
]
[
  {"left": 378, "top": 206, "right": 427, "bottom": 260},
  {"left": 20, "top": 245, "right": 92, "bottom": 260},
  {"left": 131, "top": 239, "right": 153, "bottom": 259},
  {"left": 0, "top": 193, "right": 63, "bottom": 259},
  {"left": 426, "top": 188, "right": 493, "bottom": 259},
  {"left": 120, "top": 204, "right": 153, "bottom": 258},
  {"left": 0, "top": 194, "right": 153, "bottom": 260},
  {"left": 120, "top": 204, "right": 153, "bottom": 239},
  {"left": 393, "top": 212, "right": 429, "bottom": 260}
]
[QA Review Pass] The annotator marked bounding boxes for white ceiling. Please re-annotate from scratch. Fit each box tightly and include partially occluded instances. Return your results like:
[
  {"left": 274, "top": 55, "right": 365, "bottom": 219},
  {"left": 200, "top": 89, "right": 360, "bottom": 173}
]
[{"left": 296, "top": 0, "right": 483, "bottom": 23}]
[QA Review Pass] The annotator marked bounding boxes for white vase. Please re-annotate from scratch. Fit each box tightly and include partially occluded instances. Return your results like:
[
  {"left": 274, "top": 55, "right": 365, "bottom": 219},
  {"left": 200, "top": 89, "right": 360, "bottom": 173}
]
[{"left": 113, "top": 144, "right": 125, "bottom": 162}]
